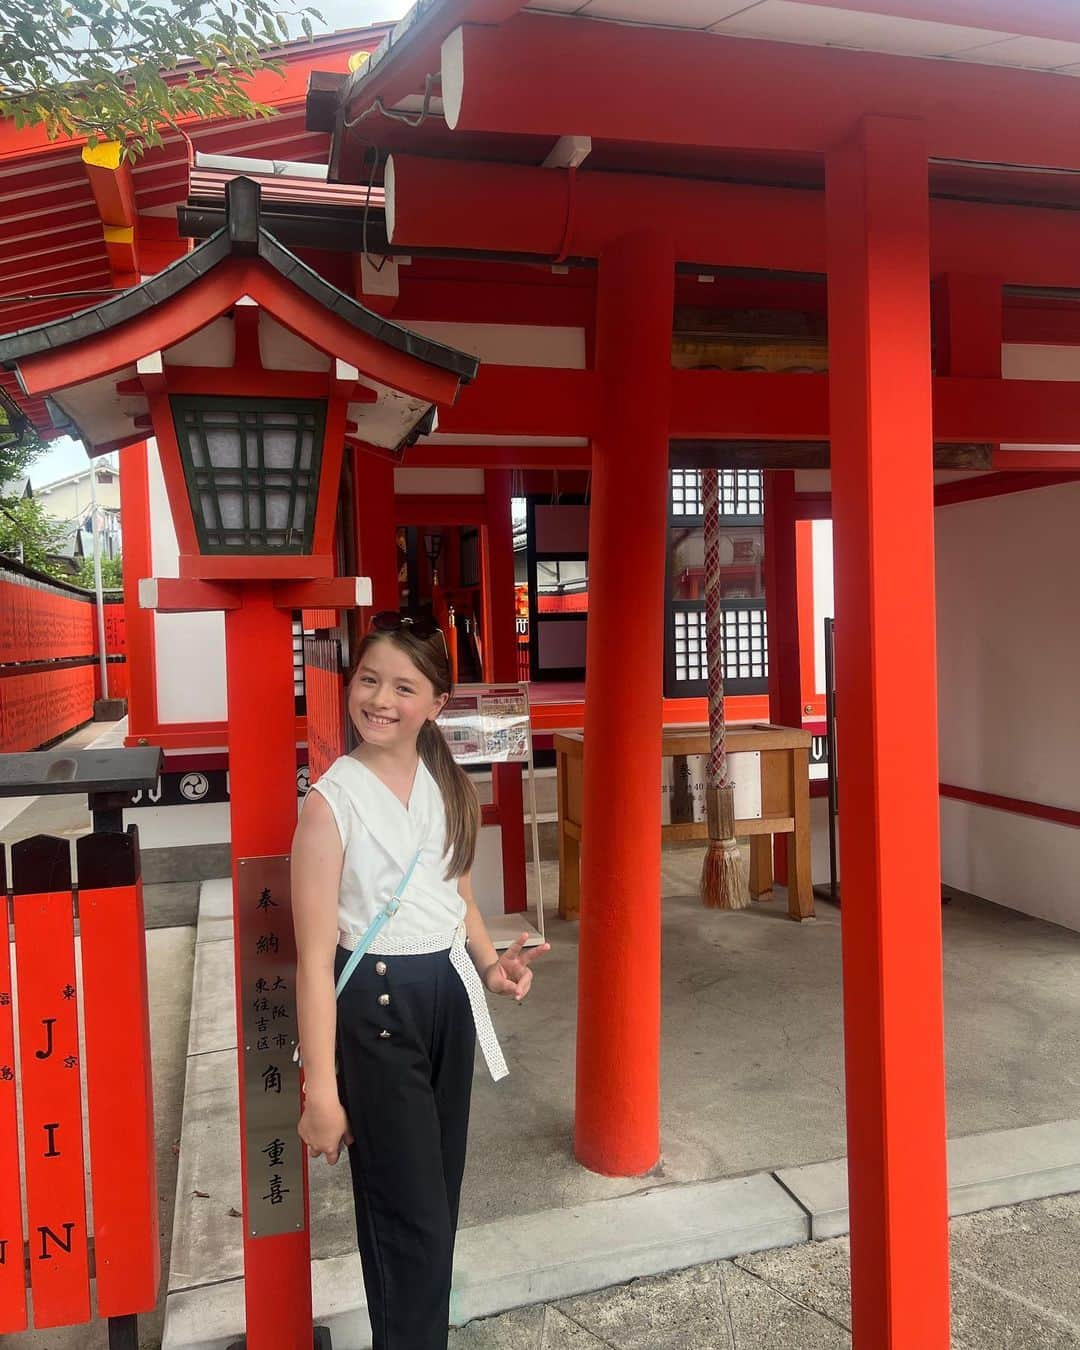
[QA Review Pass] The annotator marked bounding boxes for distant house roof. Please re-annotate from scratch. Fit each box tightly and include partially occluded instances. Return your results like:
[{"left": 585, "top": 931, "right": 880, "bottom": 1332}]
[
  {"left": 33, "top": 462, "right": 118, "bottom": 495},
  {"left": 51, "top": 527, "right": 86, "bottom": 561}
]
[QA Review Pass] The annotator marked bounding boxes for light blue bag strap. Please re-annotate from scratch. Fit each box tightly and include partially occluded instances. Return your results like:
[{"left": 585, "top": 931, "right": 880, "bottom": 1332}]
[{"left": 335, "top": 850, "right": 422, "bottom": 1000}]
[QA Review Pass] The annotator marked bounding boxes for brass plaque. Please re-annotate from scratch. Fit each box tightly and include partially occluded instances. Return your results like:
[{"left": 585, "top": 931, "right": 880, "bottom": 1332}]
[{"left": 237, "top": 855, "right": 305, "bottom": 1239}]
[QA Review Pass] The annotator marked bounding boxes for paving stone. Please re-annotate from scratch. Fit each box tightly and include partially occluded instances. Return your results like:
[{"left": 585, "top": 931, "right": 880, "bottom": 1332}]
[
  {"left": 450, "top": 1305, "right": 607, "bottom": 1349},
  {"left": 951, "top": 1265, "right": 1080, "bottom": 1350},
  {"left": 449, "top": 1302, "right": 546, "bottom": 1349},
  {"left": 735, "top": 1235, "right": 852, "bottom": 1329},
  {"left": 720, "top": 1261, "right": 852, "bottom": 1349},
  {"left": 950, "top": 1193, "right": 1080, "bottom": 1330},
  {"left": 557, "top": 1263, "right": 732, "bottom": 1349}
]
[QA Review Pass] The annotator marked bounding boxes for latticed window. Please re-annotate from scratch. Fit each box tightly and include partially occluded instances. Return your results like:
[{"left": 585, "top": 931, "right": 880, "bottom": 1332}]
[
  {"left": 171, "top": 396, "right": 326, "bottom": 554},
  {"left": 666, "top": 467, "right": 768, "bottom": 696},
  {"left": 669, "top": 468, "right": 764, "bottom": 522},
  {"left": 673, "top": 609, "right": 707, "bottom": 683},
  {"left": 671, "top": 606, "right": 768, "bottom": 687},
  {"left": 718, "top": 468, "right": 764, "bottom": 518},
  {"left": 670, "top": 468, "right": 703, "bottom": 517}
]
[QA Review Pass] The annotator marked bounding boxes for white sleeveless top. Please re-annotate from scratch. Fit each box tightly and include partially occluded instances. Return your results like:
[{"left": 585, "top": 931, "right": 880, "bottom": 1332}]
[
  {"left": 308, "top": 753, "right": 466, "bottom": 945},
  {"left": 307, "top": 753, "right": 508, "bottom": 1081}
]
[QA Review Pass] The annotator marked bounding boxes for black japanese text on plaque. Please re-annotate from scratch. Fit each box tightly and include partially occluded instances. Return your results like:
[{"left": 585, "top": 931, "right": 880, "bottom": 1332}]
[{"left": 237, "top": 856, "right": 305, "bottom": 1239}]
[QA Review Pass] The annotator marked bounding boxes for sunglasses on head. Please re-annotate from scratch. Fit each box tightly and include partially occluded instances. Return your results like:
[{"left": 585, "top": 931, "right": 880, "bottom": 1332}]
[{"left": 369, "top": 610, "right": 442, "bottom": 641}]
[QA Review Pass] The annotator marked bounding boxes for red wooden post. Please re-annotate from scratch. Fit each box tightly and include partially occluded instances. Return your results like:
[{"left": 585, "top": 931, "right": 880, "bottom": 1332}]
[
  {"left": 576, "top": 231, "right": 673, "bottom": 1176},
  {"left": 353, "top": 448, "right": 399, "bottom": 615},
  {"left": 485, "top": 469, "right": 527, "bottom": 915},
  {"left": 0, "top": 878, "right": 27, "bottom": 1333},
  {"left": 764, "top": 468, "right": 803, "bottom": 887},
  {"left": 11, "top": 836, "right": 91, "bottom": 1330},
  {"left": 77, "top": 829, "right": 160, "bottom": 1319},
  {"left": 224, "top": 584, "right": 313, "bottom": 1348},
  {"left": 119, "top": 441, "right": 159, "bottom": 742},
  {"left": 826, "top": 116, "right": 951, "bottom": 1348}
]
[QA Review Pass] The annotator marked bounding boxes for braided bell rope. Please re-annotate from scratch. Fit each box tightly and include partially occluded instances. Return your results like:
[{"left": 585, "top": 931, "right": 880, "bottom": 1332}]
[{"left": 702, "top": 468, "right": 729, "bottom": 790}]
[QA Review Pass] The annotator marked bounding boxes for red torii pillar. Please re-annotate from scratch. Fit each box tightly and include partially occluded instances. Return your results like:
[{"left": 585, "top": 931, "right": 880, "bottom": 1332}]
[
  {"left": 576, "top": 231, "right": 673, "bottom": 1175},
  {"left": 827, "top": 116, "right": 951, "bottom": 1346}
]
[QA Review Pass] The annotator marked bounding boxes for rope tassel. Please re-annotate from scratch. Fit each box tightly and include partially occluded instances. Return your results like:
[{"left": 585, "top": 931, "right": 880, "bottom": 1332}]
[{"left": 699, "top": 468, "right": 749, "bottom": 910}]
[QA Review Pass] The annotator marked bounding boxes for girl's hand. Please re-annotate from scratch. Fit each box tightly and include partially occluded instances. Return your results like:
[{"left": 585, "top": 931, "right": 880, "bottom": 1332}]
[
  {"left": 298, "top": 1088, "right": 353, "bottom": 1165},
  {"left": 483, "top": 933, "right": 551, "bottom": 1003}
]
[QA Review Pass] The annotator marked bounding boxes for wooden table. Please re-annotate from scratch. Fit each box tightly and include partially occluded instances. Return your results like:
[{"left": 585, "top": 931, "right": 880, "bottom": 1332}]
[{"left": 554, "top": 723, "right": 814, "bottom": 922}]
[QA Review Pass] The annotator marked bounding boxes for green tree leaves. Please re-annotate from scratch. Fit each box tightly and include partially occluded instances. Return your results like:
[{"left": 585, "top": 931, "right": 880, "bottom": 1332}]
[
  {"left": 0, "top": 0, "right": 324, "bottom": 159},
  {"left": 0, "top": 496, "right": 72, "bottom": 577}
]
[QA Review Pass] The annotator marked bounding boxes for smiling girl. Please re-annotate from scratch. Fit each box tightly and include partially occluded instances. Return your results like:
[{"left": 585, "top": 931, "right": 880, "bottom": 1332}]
[{"left": 291, "top": 611, "right": 548, "bottom": 1350}]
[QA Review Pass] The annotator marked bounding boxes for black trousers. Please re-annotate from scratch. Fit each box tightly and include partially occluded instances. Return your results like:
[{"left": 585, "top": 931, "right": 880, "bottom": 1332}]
[{"left": 334, "top": 945, "right": 476, "bottom": 1350}]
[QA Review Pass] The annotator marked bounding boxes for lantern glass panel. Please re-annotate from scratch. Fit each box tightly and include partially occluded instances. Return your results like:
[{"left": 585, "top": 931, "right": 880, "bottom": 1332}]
[{"left": 170, "top": 395, "right": 327, "bottom": 554}]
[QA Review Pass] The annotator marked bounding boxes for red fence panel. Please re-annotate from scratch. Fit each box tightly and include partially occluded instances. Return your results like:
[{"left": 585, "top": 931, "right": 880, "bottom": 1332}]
[
  {"left": 77, "top": 830, "right": 159, "bottom": 1317},
  {"left": 103, "top": 601, "right": 126, "bottom": 656},
  {"left": 0, "top": 579, "right": 95, "bottom": 664},
  {"left": 0, "top": 569, "right": 128, "bottom": 751},
  {"left": 0, "top": 666, "right": 96, "bottom": 754},
  {"left": 0, "top": 877, "right": 28, "bottom": 1334},
  {"left": 11, "top": 836, "right": 91, "bottom": 1329}
]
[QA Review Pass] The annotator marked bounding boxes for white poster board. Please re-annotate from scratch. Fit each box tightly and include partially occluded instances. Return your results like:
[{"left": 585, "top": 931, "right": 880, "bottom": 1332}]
[{"left": 438, "top": 682, "right": 545, "bottom": 945}]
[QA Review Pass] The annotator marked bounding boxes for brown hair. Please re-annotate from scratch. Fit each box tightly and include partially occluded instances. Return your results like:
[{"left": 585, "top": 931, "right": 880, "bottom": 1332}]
[{"left": 350, "top": 628, "right": 480, "bottom": 879}]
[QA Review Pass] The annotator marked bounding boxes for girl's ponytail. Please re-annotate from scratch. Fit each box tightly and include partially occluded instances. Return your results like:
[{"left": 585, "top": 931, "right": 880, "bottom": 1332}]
[{"left": 418, "top": 718, "right": 480, "bottom": 878}]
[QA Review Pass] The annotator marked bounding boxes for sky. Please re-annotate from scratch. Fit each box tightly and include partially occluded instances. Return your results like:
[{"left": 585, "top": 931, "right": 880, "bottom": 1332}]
[
  {"left": 291, "top": 0, "right": 412, "bottom": 35},
  {"left": 21, "top": 0, "right": 415, "bottom": 489}
]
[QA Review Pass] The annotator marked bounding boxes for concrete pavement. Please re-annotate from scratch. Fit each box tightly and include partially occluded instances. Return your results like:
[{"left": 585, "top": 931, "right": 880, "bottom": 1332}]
[{"left": 450, "top": 1192, "right": 1080, "bottom": 1349}]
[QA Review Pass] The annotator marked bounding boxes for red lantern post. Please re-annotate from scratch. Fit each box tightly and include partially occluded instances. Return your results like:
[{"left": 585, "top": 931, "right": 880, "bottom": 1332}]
[{"left": 0, "top": 179, "right": 476, "bottom": 1349}]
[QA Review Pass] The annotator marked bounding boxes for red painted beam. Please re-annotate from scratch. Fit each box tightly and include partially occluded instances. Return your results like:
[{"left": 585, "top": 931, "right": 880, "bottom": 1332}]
[
  {"left": 437, "top": 366, "right": 598, "bottom": 437},
  {"left": 388, "top": 152, "right": 1080, "bottom": 287},
  {"left": 272, "top": 577, "right": 373, "bottom": 610},
  {"left": 404, "top": 444, "right": 590, "bottom": 469},
  {"left": 670, "top": 371, "right": 829, "bottom": 439},
  {"left": 418, "top": 366, "right": 1080, "bottom": 445},
  {"left": 932, "top": 375, "right": 1080, "bottom": 443},
  {"left": 442, "top": 14, "right": 1080, "bottom": 173},
  {"left": 138, "top": 578, "right": 243, "bottom": 612},
  {"left": 993, "top": 449, "right": 1080, "bottom": 469},
  {"left": 939, "top": 781, "right": 1080, "bottom": 829},
  {"left": 393, "top": 494, "right": 488, "bottom": 526},
  {"left": 934, "top": 469, "right": 1080, "bottom": 505}
]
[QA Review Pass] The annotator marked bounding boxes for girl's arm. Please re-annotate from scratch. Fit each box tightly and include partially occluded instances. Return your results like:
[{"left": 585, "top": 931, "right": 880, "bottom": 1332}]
[
  {"left": 459, "top": 871, "right": 549, "bottom": 1002},
  {"left": 292, "top": 792, "right": 350, "bottom": 1160}
]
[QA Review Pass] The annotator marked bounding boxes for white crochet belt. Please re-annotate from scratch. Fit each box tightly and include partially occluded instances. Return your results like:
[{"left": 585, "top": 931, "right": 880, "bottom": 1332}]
[{"left": 338, "top": 922, "right": 508, "bottom": 1082}]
